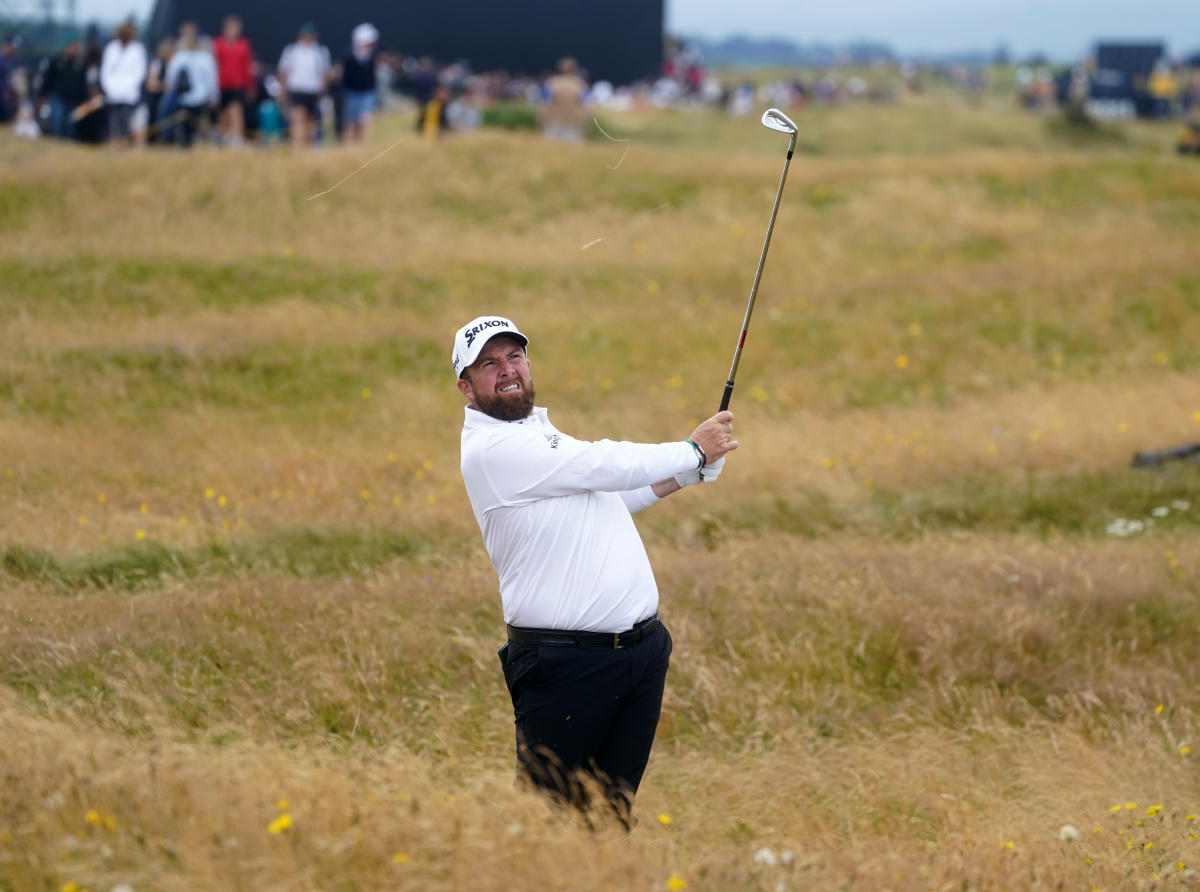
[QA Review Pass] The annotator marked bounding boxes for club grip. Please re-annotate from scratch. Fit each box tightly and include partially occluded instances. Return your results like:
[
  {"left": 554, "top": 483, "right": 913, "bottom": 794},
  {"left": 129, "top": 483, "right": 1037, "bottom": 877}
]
[{"left": 718, "top": 381, "right": 734, "bottom": 412}]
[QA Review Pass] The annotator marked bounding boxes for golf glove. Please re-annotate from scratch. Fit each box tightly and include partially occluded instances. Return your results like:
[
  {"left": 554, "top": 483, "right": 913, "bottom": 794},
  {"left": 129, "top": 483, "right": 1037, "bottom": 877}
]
[
  {"left": 674, "top": 466, "right": 702, "bottom": 488},
  {"left": 700, "top": 455, "right": 725, "bottom": 483}
]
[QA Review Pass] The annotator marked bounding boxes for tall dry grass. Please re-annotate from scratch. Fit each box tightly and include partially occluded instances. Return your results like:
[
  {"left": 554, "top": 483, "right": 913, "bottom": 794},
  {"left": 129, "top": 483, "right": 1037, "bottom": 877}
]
[{"left": 1, "top": 98, "right": 1199, "bottom": 889}]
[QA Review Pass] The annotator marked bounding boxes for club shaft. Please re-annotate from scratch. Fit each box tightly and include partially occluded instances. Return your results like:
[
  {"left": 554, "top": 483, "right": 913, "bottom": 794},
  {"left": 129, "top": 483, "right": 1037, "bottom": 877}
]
[{"left": 719, "top": 134, "right": 796, "bottom": 412}]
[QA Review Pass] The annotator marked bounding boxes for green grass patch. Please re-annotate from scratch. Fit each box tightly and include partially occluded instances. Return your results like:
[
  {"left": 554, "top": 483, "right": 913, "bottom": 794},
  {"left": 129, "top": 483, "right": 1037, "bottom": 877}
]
[
  {"left": 689, "top": 464, "right": 1200, "bottom": 542},
  {"left": 1, "top": 526, "right": 430, "bottom": 591},
  {"left": 2, "top": 335, "right": 442, "bottom": 423}
]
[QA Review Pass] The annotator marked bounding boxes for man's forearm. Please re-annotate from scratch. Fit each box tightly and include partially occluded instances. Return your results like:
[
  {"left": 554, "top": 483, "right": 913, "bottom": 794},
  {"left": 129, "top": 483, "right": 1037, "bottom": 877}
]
[{"left": 651, "top": 478, "right": 682, "bottom": 499}]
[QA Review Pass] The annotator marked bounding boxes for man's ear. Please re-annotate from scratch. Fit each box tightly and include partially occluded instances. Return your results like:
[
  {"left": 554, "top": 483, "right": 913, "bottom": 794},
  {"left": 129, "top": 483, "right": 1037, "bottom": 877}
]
[{"left": 456, "top": 375, "right": 474, "bottom": 402}]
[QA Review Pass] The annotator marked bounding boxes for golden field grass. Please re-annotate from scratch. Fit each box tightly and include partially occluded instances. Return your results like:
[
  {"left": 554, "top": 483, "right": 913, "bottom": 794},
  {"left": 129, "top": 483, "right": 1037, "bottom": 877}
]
[{"left": 2, "top": 94, "right": 1200, "bottom": 890}]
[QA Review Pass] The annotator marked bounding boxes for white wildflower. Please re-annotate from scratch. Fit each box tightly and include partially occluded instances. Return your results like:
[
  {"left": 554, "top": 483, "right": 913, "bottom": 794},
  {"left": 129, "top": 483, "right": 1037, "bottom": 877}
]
[
  {"left": 1172, "top": 500, "right": 1191, "bottom": 511},
  {"left": 779, "top": 849, "right": 795, "bottom": 867},
  {"left": 1059, "top": 824, "right": 1079, "bottom": 842},
  {"left": 1151, "top": 506, "right": 1169, "bottom": 518},
  {"left": 1106, "top": 518, "right": 1144, "bottom": 537},
  {"left": 754, "top": 846, "right": 778, "bottom": 867}
]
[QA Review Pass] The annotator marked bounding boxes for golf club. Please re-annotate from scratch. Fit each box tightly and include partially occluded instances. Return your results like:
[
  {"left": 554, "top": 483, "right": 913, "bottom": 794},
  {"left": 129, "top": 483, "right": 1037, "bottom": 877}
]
[{"left": 718, "top": 107, "right": 798, "bottom": 412}]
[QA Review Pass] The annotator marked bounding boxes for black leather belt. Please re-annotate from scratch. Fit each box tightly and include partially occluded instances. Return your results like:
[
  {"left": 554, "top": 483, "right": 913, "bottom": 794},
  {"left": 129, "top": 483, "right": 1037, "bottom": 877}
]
[{"left": 506, "top": 613, "right": 661, "bottom": 649}]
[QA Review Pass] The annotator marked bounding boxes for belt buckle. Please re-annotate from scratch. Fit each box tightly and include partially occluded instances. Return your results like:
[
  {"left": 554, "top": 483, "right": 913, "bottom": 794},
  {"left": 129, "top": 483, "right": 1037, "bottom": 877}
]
[{"left": 613, "top": 632, "right": 621, "bottom": 649}]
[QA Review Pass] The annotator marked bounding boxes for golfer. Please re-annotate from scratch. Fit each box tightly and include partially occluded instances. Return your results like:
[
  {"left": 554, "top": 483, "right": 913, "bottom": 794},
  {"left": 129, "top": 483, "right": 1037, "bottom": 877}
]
[{"left": 454, "top": 315, "right": 737, "bottom": 825}]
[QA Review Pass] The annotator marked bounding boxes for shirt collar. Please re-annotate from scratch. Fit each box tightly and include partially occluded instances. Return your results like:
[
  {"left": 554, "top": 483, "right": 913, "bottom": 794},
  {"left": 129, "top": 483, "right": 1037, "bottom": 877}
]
[{"left": 463, "top": 405, "right": 548, "bottom": 428}]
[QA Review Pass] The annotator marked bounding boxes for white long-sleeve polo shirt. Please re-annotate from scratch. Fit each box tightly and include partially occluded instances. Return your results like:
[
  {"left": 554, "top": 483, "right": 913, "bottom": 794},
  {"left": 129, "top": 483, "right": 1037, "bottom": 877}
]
[{"left": 460, "top": 405, "right": 699, "bottom": 633}]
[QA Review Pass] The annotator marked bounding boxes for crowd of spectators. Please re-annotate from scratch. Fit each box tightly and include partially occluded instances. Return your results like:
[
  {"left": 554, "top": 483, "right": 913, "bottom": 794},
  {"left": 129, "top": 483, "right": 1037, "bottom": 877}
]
[
  {"left": 7, "top": 23, "right": 1118, "bottom": 150},
  {"left": 0, "top": 17, "right": 398, "bottom": 148}
]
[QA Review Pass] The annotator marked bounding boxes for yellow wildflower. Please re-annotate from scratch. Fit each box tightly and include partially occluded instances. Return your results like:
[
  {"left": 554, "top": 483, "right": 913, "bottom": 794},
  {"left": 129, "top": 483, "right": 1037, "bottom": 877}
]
[
  {"left": 665, "top": 874, "right": 687, "bottom": 892},
  {"left": 84, "top": 809, "right": 101, "bottom": 825},
  {"left": 1180, "top": 745, "right": 1192, "bottom": 756},
  {"left": 276, "top": 799, "right": 289, "bottom": 811},
  {"left": 1124, "top": 801, "right": 1137, "bottom": 811},
  {"left": 894, "top": 354, "right": 909, "bottom": 369},
  {"left": 1156, "top": 704, "right": 1164, "bottom": 715},
  {"left": 392, "top": 852, "right": 410, "bottom": 863},
  {"left": 267, "top": 814, "right": 292, "bottom": 834},
  {"left": 1147, "top": 804, "right": 1163, "bottom": 816},
  {"left": 657, "top": 813, "right": 672, "bottom": 826},
  {"left": 204, "top": 488, "right": 215, "bottom": 499}
]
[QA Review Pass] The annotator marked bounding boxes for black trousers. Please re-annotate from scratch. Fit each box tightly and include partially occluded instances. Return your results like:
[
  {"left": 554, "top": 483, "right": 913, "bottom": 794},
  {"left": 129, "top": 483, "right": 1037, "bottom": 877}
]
[{"left": 499, "top": 622, "right": 672, "bottom": 823}]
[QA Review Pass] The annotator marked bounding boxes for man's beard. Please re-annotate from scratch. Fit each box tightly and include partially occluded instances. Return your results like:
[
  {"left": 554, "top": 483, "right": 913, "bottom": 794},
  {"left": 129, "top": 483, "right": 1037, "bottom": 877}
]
[{"left": 474, "top": 382, "right": 536, "bottom": 421}]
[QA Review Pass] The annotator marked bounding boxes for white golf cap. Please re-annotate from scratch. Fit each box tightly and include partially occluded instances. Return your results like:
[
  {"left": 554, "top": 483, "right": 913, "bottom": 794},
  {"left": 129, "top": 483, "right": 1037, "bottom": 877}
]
[
  {"left": 352, "top": 22, "right": 378, "bottom": 47},
  {"left": 451, "top": 315, "right": 529, "bottom": 380}
]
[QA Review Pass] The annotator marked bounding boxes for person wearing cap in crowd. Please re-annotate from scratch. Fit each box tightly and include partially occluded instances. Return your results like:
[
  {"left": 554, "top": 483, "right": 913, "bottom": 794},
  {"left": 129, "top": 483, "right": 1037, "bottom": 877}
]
[
  {"left": 38, "top": 32, "right": 89, "bottom": 139},
  {"left": 213, "top": 14, "right": 253, "bottom": 148},
  {"left": 99, "top": 20, "right": 147, "bottom": 146},
  {"left": 278, "top": 22, "right": 331, "bottom": 148},
  {"left": 453, "top": 316, "right": 737, "bottom": 827},
  {"left": 341, "top": 22, "right": 379, "bottom": 142}
]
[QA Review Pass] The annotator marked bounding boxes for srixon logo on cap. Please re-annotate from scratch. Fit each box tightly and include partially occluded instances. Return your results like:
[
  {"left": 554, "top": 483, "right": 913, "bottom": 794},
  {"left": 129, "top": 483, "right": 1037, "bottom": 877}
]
[{"left": 464, "top": 318, "right": 513, "bottom": 349}]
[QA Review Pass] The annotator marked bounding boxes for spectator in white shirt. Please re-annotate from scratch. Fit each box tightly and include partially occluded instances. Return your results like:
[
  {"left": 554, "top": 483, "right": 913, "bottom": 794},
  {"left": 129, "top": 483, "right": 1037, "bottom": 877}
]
[
  {"left": 99, "top": 20, "right": 147, "bottom": 146},
  {"left": 454, "top": 316, "right": 736, "bottom": 827},
  {"left": 165, "top": 25, "right": 218, "bottom": 148},
  {"left": 277, "top": 22, "right": 330, "bottom": 148}
]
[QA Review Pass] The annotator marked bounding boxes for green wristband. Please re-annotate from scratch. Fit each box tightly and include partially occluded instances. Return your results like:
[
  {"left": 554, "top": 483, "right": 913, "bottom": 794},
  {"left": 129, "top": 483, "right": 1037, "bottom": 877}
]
[{"left": 685, "top": 439, "right": 707, "bottom": 469}]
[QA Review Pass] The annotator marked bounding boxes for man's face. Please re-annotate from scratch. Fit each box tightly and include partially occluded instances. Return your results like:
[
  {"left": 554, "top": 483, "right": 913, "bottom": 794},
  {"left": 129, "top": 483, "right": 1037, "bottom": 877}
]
[{"left": 457, "top": 336, "right": 534, "bottom": 421}]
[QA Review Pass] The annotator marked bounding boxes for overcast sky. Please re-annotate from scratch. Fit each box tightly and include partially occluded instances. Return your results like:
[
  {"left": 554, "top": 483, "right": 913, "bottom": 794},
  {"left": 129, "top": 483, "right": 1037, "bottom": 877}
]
[{"left": 68, "top": 0, "right": 1197, "bottom": 60}]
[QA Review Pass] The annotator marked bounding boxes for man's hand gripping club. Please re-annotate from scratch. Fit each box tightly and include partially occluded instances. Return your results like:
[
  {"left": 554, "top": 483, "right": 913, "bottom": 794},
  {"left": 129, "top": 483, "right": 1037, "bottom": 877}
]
[{"left": 650, "top": 411, "right": 738, "bottom": 497}]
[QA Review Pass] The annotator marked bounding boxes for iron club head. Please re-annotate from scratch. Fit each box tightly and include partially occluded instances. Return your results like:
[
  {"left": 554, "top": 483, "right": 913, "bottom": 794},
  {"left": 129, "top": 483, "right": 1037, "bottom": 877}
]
[{"left": 760, "top": 108, "right": 798, "bottom": 135}]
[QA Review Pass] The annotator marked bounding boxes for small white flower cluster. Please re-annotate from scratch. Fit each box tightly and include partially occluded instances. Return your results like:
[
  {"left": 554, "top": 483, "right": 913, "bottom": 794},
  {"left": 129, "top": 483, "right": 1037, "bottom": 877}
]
[
  {"left": 1058, "top": 823, "right": 1079, "bottom": 841},
  {"left": 752, "top": 846, "right": 796, "bottom": 869},
  {"left": 1106, "top": 500, "right": 1191, "bottom": 538}
]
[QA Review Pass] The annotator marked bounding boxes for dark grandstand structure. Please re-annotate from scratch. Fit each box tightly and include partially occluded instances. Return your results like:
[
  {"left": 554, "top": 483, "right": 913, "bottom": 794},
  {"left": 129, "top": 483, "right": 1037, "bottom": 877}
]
[
  {"left": 146, "top": 0, "right": 663, "bottom": 84},
  {"left": 1089, "top": 41, "right": 1167, "bottom": 118}
]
